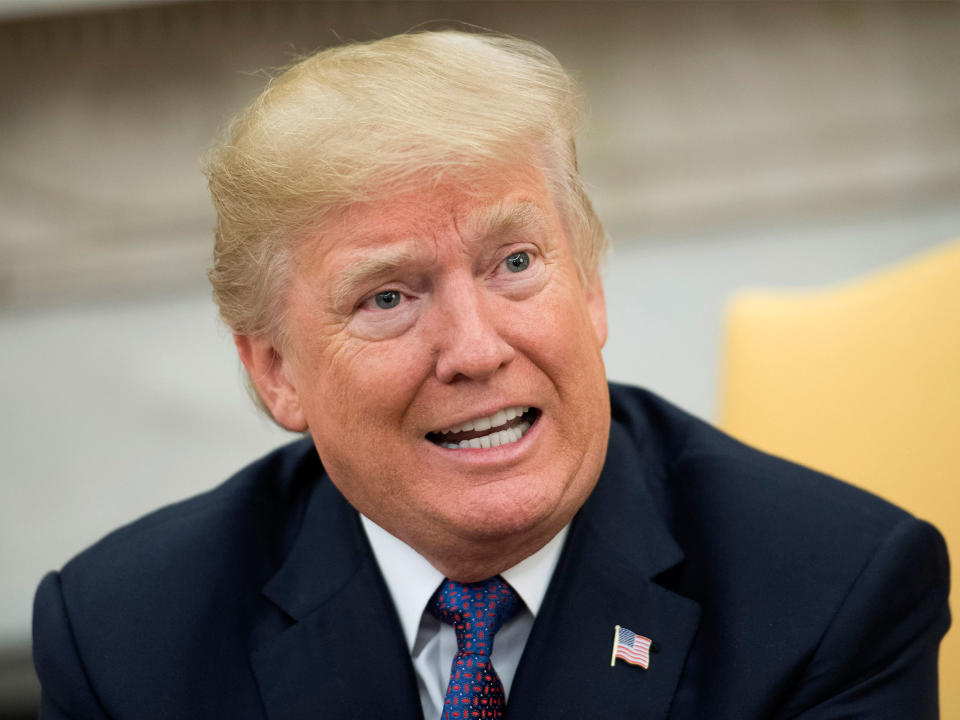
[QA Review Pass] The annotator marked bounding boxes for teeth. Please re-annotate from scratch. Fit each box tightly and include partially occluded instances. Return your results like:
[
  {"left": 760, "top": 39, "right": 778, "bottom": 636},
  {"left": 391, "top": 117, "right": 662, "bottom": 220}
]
[
  {"left": 439, "top": 406, "right": 529, "bottom": 435},
  {"left": 440, "top": 416, "right": 534, "bottom": 450}
]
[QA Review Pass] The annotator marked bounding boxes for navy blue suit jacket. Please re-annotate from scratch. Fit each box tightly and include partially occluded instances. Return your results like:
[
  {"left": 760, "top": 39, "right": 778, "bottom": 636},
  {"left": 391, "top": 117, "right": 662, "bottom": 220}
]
[{"left": 33, "top": 385, "right": 950, "bottom": 718}]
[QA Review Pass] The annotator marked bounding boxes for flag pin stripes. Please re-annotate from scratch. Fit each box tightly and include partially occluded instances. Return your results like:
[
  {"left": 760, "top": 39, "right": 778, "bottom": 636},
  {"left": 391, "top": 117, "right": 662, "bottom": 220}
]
[{"left": 610, "top": 624, "right": 653, "bottom": 669}]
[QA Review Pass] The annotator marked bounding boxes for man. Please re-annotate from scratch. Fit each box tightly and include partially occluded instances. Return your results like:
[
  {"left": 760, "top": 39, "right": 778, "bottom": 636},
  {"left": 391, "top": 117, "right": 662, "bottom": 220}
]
[{"left": 33, "top": 31, "right": 949, "bottom": 719}]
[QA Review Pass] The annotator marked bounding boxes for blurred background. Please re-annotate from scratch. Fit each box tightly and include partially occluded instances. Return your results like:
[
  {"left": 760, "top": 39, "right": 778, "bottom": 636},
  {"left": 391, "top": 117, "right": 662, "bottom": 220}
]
[{"left": 2, "top": 1, "right": 958, "bottom": 715}]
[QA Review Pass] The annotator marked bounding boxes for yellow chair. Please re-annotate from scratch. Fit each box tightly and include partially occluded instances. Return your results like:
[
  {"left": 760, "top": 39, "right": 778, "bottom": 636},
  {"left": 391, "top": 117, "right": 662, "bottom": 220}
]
[{"left": 719, "top": 238, "right": 960, "bottom": 714}]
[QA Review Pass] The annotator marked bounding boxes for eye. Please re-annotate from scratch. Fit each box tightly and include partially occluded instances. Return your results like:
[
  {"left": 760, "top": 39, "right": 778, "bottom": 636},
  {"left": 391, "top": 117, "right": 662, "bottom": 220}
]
[
  {"left": 373, "top": 290, "right": 401, "bottom": 309},
  {"left": 504, "top": 251, "right": 530, "bottom": 273}
]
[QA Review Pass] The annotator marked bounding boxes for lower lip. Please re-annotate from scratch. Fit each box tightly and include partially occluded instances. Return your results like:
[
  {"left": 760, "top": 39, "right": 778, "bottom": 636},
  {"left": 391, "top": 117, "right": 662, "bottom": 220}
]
[{"left": 426, "top": 413, "right": 543, "bottom": 464}]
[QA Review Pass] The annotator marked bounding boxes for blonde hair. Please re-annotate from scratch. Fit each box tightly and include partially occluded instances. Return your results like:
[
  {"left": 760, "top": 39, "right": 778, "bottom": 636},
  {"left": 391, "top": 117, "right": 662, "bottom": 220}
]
[{"left": 205, "top": 30, "right": 607, "bottom": 413}]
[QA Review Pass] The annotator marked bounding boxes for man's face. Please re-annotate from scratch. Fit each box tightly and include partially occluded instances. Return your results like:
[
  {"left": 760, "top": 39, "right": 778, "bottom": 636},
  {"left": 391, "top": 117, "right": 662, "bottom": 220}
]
[{"left": 258, "top": 165, "right": 609, "bottom": 573}]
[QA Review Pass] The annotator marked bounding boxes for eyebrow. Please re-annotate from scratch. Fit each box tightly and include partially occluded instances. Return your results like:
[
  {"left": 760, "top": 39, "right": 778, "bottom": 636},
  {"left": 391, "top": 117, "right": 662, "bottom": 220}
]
[
  {"left": 465, "top": 200, "right": 548, "bottom": 240},
  {"left": 330, "top": 247, "right": 421, "bottom": 311}
]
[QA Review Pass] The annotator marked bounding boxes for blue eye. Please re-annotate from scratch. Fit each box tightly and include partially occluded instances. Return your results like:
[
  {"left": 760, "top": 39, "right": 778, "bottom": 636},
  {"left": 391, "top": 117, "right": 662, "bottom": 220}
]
[
  {"left": 374, "top": 290, "right": 401, "bottom": 309},
  {"left": 505, "top": 251, "right": 530, "bottom": 273}
]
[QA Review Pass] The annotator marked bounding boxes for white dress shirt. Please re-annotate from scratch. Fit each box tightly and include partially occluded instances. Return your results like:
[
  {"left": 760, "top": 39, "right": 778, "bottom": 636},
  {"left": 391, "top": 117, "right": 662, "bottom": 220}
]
[{"left": 361, "top": 515, "right": 568, "bottom": 720}]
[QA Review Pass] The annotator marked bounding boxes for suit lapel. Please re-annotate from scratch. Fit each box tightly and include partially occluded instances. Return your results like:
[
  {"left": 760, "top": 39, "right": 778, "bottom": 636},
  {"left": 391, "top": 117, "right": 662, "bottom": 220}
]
[
  {"left": 507, "top": 420, "right": 701, "bottom": 719},
  {"left": 251, "top": 474, "right": 422, "bottom": 720}
]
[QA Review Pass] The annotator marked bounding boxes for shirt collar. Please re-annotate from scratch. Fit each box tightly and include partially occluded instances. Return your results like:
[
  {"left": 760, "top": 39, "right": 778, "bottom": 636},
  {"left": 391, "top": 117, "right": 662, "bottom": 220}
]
[{"left": 361, "top": 514, "right": 569, "bottom": 651}]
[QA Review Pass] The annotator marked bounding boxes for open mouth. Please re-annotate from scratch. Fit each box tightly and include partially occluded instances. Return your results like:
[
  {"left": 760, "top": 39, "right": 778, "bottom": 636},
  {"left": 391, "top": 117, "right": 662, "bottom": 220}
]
[{"left": 426, "top": 406, "right": 541, "bottom": 449}]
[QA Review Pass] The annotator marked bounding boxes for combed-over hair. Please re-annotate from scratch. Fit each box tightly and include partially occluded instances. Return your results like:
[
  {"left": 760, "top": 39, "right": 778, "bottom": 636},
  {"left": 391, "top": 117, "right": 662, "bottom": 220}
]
[{"left": 205, "top": 30, "right": 607, "bottom": 414}]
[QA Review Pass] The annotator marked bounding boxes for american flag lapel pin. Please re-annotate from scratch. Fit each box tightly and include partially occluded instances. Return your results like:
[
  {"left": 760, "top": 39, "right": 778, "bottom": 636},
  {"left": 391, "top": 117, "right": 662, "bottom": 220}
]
[{"left": 610, "top": 624, "right": 653, "bottom": 669}]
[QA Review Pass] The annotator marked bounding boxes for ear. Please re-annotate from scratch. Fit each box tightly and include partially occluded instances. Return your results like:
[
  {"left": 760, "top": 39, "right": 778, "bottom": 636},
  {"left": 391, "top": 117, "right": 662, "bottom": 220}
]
[
  {"left": 233, "top": 334, "right": 308, "bottom": 432},
  {"left": 585, "top": 275, "right": 608, "bottom": 348}
]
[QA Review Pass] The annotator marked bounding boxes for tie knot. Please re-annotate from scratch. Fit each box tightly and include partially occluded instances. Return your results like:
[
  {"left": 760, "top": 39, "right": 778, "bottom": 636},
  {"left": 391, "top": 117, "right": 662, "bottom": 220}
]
[{"left": 428, "top": 576, "right": 520, "bottom": 656}]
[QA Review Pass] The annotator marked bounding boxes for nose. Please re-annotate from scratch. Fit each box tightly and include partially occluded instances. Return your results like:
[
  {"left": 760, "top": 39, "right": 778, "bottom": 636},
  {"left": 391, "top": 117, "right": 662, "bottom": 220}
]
[{"left": 432, "top": 276, "right": 516, "bottom": 384}]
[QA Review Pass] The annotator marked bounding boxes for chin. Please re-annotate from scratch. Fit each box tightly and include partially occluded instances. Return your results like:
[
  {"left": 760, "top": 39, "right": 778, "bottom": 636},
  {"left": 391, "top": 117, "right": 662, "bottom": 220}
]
[{"left": 440, "top": 479, "right": 573, "bottom": 542}]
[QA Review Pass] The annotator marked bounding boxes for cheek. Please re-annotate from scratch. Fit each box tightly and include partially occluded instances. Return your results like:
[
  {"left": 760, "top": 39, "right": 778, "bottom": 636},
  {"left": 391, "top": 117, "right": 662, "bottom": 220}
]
[
  {"left": 511, "top": 283, "right": 604, "bottom": 367},
  {"left": 300, "top": 336, "right": 433, "bottom": 433}
]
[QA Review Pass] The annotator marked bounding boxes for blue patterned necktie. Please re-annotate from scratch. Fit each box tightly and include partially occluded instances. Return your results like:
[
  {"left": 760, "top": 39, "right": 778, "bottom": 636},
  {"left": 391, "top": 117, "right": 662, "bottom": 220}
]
[{"left": 428, "top": 576, "right": 521, "bottom": 720}]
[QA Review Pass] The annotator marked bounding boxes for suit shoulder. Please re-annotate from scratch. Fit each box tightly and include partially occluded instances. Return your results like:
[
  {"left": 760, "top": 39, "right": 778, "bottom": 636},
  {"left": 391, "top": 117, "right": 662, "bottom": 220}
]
[
  {"left": 59, "top": 436, "right": 320, "bottom": 599},
  {"left": 608, "top": 382, "right": 912, "bottom": 537},
  {"left": 606, "top": 383, "right": 931, "bottom": 606},
  {"left": 36, "top": 438, "right": 325, "bottom": 716}
]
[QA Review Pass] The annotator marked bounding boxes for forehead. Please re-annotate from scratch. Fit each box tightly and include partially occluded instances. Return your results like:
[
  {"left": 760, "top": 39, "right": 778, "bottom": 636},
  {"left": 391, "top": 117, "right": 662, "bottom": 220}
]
[
  {"left": 306, "top": 165, "right": 561, "bottom": 265},
  {"left": 340, "top": 165, "right": 553, "bottom": 233}
]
